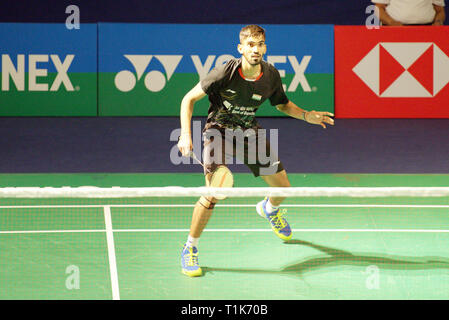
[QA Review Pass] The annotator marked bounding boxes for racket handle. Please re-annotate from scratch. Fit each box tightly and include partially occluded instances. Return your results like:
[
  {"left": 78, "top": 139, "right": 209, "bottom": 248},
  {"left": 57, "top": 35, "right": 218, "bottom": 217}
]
[
  {"left": 189, "top": 150, "right": 203, "bottom": 165},
  {"left": 189, "top": 151, "right": 212, "bottom": 174},
  {"left": 187, "top": 150, "right": 198, "bottom": 162}
]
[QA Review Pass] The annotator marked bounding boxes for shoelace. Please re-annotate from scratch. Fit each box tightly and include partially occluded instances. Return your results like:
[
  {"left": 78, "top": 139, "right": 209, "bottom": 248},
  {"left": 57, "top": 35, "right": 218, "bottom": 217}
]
[
  {"left": 184, "top": 247, "right": 199, "bottom": 267},
  {"left": 268, "top": 209, "right": 288, "bottom": 229}
]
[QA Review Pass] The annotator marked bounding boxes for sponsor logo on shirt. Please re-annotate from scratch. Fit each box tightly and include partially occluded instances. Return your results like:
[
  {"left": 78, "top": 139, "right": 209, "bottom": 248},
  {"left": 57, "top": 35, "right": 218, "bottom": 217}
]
[
  {"left": 222, "top": 100, "right": 256, "bottom": 116},
  {"left": 251, "top": 94, "right": 262, "bottom": 101}
]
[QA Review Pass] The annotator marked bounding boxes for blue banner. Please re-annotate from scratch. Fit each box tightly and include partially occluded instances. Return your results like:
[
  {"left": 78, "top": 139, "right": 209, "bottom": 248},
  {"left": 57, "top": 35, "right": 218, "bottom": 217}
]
[
  {"left": 0, "top": 23, "right": 97, "bottom": 73},
  {"left": 98, "top": 23, "right": 334, "bottom": 116},
  {"left": 99, "top": 23, "right": 334, "bottom": 74},
  {"left": 0, "top": 23, "right": 97, "bottom": 116}
]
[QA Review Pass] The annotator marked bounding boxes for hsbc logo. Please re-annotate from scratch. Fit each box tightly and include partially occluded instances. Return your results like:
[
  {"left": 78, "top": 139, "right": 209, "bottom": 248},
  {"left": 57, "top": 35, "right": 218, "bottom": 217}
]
[{"left": 353, "top": 42, "right": 449, "bottom": 97}]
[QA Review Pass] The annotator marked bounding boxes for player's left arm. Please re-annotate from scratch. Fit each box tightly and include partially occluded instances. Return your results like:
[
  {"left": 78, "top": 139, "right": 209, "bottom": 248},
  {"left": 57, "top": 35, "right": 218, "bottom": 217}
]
[
  {"left": 433, "top": 4, "right": 446, "bottom": 25},
  {"left": 276, "top": 100, "right": 334, "bottom": 129}
]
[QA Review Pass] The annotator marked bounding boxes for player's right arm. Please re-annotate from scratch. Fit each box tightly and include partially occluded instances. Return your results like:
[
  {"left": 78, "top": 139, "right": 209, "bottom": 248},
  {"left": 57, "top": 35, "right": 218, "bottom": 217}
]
[{"left": 178, "top": 82, "right": 207, "bottom": 156}]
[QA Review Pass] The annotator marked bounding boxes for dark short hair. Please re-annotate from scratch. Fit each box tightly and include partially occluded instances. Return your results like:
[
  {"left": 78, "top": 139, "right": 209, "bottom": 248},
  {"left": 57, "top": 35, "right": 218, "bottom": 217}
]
[{"left": 239, "top": 25, "right": 266, "bottom": 43}]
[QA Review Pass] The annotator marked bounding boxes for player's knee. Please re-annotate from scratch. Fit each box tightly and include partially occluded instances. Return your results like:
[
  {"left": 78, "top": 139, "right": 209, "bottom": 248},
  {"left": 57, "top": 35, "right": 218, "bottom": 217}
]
[{"left": 197, "top": 196, "right": 217, "bottom": 210}]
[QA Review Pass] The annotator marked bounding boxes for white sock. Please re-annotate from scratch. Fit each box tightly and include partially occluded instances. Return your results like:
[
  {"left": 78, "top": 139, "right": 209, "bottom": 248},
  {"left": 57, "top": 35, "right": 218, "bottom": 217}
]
[
  {"left": 186, "top": 235, "right": 199, "bottom": 248},
  {"left": 266, "top": 199, "right": 279, "bottom": 213}
]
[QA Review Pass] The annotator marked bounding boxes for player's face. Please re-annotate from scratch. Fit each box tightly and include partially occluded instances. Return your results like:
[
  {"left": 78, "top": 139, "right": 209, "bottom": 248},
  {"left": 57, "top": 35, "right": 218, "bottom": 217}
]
[{"left": 238, "top": 35, "right": 267, "bottom": 66}]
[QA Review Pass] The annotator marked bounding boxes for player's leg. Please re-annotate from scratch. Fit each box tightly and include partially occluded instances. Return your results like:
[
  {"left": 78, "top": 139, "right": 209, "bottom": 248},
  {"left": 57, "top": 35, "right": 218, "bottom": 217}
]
[
  {"left": 260, "top": 169, "right": 291, "bottom": 205},
  {"left": 181, "top": 174, "right": 218, "bottom": 277},
  {"left": 188, "top": 173, "right": 217, "bottom": 238},
  {"left": 256, "top": 170, "right": 292, "bottom": 241},
  {"left": 248, "top": 130, "right": 292, "bottom": 241},
  {"left": 181, "top": 197, "right": 216, "bottom": 277},
  {"left": 181, "top": 127, "right": 226, "bottom": 277}
]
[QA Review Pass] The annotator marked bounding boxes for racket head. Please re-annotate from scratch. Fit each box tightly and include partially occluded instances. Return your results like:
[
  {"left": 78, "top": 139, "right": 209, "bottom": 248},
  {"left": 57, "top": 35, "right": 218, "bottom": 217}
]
[{"left": 208, "top": 165, "right": 234, "bottom": 200}]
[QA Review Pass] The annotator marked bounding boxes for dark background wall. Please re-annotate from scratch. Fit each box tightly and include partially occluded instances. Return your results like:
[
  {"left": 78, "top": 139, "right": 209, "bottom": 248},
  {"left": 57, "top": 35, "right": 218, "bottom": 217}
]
[
  {"left": 0, "top": 0, "right": 383, "bottom": 25},
  {"left": 1, "top": 117, "right": 448, "bottom": 174},
  {"left": 2, "top": 0, "right": 447, "bottom": 25}
]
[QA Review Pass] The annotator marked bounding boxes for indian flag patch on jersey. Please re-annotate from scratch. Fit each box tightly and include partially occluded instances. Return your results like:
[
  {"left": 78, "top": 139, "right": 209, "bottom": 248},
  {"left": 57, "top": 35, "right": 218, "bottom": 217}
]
[{"left": 252, "top": 94, "right": 262, "bottom": 101}]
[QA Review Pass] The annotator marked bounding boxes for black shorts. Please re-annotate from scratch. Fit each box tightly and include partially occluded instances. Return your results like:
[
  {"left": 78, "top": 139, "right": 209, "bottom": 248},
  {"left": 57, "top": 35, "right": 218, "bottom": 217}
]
[{"left": 202, "top": 126, "right": 284, "bottom": 177}]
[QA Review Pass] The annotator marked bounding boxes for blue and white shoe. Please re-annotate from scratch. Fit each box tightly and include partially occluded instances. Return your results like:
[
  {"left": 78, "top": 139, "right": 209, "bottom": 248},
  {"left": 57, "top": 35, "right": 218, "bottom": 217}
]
[
  {"left": 256, "top": 197, "right": 292, "bottom": 241},
  {"left": 181, "top": 245, "right": 203, "bottom": 277}
]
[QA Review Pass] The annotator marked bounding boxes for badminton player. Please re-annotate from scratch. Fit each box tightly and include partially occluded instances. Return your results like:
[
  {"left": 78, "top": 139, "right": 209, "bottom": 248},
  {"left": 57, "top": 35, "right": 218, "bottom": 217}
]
[{"left": 177, "top": 24, "right": 334, "bottom": 277}]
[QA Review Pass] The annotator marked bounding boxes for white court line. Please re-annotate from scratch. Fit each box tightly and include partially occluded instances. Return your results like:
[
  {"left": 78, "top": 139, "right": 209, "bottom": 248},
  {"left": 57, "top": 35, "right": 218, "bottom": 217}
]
[
  {"left": 104, "top": 206, "right": 120, "bottom": 300},
  {"left": 0, "top": 204, "right": 448, "bottom": 209},
  {"left": 2, "top": 228, "right": 449, "bottom": 234},
  {"left": 0, "top": 229, "right": 105, "bottom": 234},
  {"left": 4, "top": 228, "right": 446, "bottom": 234},
  {"left": 114, "top": 228, "right": 449, "bottom": 233}
]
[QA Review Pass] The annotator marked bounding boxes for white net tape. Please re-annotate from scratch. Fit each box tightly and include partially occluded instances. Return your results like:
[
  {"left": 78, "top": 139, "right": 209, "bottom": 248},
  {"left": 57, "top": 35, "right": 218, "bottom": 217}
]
[{"left": 0, "top": 187, "right": 449, "bottom": 198}]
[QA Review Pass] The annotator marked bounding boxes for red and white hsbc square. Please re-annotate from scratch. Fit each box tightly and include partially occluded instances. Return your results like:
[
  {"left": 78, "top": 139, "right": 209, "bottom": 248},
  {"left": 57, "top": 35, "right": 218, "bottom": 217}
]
[{"left": 335, "top": 26, "right": 449, "bottom": 118}]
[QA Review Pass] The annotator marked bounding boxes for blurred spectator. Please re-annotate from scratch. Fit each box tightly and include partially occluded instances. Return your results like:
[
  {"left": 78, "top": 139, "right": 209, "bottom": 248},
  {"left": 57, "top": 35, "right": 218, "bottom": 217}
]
[{"left": 372, "top": 0, "right": 446, "bottom": 25}]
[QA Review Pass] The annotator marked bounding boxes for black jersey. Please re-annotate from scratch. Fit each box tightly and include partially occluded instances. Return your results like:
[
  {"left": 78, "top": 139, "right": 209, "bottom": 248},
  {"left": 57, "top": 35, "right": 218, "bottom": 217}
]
[{"left": 200, "top": 58, "right": 289, "bottom": 130}]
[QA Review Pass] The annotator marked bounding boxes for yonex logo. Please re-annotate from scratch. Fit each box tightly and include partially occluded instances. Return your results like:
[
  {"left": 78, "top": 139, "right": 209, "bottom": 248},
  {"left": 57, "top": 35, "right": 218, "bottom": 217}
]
[
  {"left": 114, "top": 54, "right": 312, "bottom": 94},
  {"left": 267, "top": 55, "right": 312, "bottom": 92},
  {"left": 1, "top": 54, "right": 76, "bottom": 92},
  {"left": 114, "top": 55, "right": 182, "bottom": 92},
  {"left": 195, "top": 54, "right": 313, "bottom": 93},
  {"left": 353, "top": 42, "right": 449, "bottom": 97}
]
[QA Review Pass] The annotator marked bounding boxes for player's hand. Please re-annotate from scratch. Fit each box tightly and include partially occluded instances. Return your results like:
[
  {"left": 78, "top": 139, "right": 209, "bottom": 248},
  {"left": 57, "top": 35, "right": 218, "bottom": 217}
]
[
  {"left": 305, "top": 111, "right": 335, "bottom": 129},
  {"left": 177, "top": 132, "right": 193, "bottom": 157},
  {"left": 388, "top": 20, "right": 403, "bottom": 26}
]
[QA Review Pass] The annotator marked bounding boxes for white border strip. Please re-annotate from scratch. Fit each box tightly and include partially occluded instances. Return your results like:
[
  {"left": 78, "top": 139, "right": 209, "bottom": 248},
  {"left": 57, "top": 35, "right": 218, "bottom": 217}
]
[{"left": 104, "top": 206, "right": 120, "bottom": 300}]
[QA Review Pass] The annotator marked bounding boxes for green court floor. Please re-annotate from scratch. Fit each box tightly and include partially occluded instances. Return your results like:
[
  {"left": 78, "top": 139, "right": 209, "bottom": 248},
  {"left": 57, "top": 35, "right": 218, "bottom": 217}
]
[{"left": 0, "top": 173, "right": 448, "bottom": 300}]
